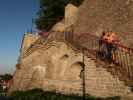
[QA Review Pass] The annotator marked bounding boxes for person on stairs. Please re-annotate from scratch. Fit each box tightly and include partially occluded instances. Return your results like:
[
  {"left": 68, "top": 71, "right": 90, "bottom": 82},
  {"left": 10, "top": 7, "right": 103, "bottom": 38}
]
[
  {"left": 105, "top": 32, "right": 118, "bottom": 63},
  {"left": 98, "top": 32, "right": 107, "bottom": 59}
]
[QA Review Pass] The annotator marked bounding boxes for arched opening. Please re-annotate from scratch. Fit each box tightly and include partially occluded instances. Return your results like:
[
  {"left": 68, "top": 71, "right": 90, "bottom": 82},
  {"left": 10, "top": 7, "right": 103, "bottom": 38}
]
[
  {"left": 29, "top": 65, "right": 46, "bottom": 88},
  {"left": 44, "top": 62, "right": 54, "bottom": 79},
  {"left": 65, "top": 62, "right": 83, "bottom": 80},
  {"left": 54, "top": 54, "right": 69, "bottom": 79},
  {"left": 60, "top": 54, "right": 69, "bottom": 60}
]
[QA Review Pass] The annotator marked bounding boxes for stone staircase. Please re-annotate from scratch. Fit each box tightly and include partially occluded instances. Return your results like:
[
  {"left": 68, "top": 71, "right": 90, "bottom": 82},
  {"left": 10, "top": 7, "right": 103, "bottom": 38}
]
[
  {"left": 64, "top": 32, "right": 133, "bottom": 91},
  {"left": 27, "top": 31, "right": 133, "bottom": 89},
  {"left": 17, "top": 31, "right": 133, "bottom": 98}
]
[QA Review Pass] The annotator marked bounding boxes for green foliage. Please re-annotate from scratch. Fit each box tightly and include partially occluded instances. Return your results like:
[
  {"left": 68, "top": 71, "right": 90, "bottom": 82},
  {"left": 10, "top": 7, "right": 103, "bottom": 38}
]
[
  {"left": 0, "top": 85, "right": 6, "bottom": 96},
  {"left": 10, "top": 89, "right": 121, "bottom": 100},
  {"left": 35, "top": 0, "right": 84, "bottom": 31},
  {"left": 69, "top": 0, "right": 84, "bottom": 6},
  {"left": 0, "top": 74, "right": 12, "bottom": 81},
  {"left": 105, "top": 96, "right": 121, "bottom": 100},
  {"left": 0, "top": 85, "right": 3, "bottom": 92}
]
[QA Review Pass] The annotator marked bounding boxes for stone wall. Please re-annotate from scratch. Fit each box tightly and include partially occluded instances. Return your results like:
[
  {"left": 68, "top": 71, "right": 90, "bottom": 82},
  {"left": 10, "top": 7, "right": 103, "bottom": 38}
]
[
  {"left": 74, "top": 0, "right": 133, "bottom": 47},
  {"left": 9, "top": 41, "right": 83, "bottom": 92},
  {"left": 84, "top": 57, "right": 131, "bottom": 97},
  {"left": 65, "top": 4, "right": 78, "bottom": 31},
  {"left": 10, "top": 40, "right": 132, "bottom": 97},
  {"left": 51, "top": 4, "right": 78, "bottom": 33}
]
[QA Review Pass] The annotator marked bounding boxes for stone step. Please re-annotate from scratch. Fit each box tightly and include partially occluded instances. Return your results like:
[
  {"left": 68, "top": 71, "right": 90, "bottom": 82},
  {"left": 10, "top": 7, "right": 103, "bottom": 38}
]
[{"left": 122, "top": 94, "right": 133, "bottom": 100}]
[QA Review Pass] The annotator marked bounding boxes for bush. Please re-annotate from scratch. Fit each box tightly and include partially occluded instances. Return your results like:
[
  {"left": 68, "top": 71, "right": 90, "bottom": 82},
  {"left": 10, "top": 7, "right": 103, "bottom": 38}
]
[{"left": 10, "top": 89, "right": 121, "bottom": 100}]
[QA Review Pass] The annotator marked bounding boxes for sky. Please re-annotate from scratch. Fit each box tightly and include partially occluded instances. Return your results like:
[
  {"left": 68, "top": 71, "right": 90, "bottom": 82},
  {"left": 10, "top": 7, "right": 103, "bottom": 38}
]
[{"left": 0, "top": 0, "right": 39, "bottom": 74}]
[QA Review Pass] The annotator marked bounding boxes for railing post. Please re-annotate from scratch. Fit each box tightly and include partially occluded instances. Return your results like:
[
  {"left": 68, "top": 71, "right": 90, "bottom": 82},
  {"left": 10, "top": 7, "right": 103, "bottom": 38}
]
[
  {"left": 115, "top": 50, "right": 121, "bottom": 75},
  {"left": 121, "top": 50, "right": 128, "bottom": 75},
  {"left": 129, "top": 50, "right": 133, "bottom": 78},
  {"left": 117, "top": 50, "right": 123, "bottom": 74},
  {"left": 82, "top": 48, "right": 86, "bottom": 100},
  {"left": 122, "top": 51, "right": 127, "bottom": 75},
  {"left": 125, "top": 52, "right": 131, "bottom": 78}
]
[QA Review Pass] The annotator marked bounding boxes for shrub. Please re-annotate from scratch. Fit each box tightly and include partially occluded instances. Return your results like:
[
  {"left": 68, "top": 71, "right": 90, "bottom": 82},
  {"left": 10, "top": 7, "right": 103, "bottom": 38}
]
[{"left": 10, "top": 89, "right": 121, "bottom": 100}]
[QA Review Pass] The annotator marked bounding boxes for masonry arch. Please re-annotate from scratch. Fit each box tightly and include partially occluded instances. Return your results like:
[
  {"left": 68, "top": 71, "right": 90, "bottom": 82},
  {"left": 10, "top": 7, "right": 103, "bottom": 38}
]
[
  {"left": 60, "top": 54, "right": 69, "bottom": 60},
  {"left": 55, "top": 54, "right": 69, "bottom": 79},
  {"left": 45, "top": 62, "right": 54, "bottom": 79},
  {"left": 29, "top": 65, "right": 46, "bottom": 88},
  {"left": 65, "top": 61, "right": 83, "bottom": 80}
]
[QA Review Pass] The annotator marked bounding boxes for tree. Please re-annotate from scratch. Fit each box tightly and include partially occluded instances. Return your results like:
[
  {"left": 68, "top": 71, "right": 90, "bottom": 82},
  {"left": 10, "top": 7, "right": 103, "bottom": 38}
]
[
  {"left": 35, "top": 0, "right": 84, "bottom": 31},
  {"left": 0, "top": 74, "right": 12, "bottom": 81}
]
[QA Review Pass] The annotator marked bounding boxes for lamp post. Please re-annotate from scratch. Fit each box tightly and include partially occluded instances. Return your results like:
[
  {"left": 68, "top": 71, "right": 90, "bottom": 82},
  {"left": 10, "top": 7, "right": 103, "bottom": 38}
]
[{"left": 82, "top": 48, "right": 86, "bottom": 100}]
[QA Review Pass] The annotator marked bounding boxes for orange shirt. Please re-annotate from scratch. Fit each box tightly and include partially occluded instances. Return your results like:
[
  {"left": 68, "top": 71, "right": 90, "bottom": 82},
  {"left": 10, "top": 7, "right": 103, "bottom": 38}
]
[
  {"left": 103, "top": 33, "right": 109, "bottom": 41},
  {"left": 106, "top": 32, "right": 118, "bottom": 43}
]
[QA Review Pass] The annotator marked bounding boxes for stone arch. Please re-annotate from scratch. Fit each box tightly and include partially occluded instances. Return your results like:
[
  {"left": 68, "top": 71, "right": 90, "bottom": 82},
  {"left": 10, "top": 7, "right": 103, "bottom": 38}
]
[
  {"left": 45, "top": 61, "right": 54, "bottom": 79},
  {"left": 29, "top": 65, "right": 46, "bottom": 89},
  {"left": 60, "top": 54, "right": 69, "bottom": 60},
  {"left": 55, "top": 54, "right": 69, "bottom": 79},
  {"left": 65, "top": 61, "right": 83, "bottom": 80}
]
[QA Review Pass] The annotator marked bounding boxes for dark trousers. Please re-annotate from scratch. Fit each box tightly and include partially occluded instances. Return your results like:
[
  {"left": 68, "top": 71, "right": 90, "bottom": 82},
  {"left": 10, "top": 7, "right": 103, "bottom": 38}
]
[
  {"left": 106, "top": 43, "right": 116, "bottom": 62},
  {"left": 98, "top": 40, "right": 107, "bottom": 59},
  {"left": 98, "top": 40, "right": 117, "bottom": 63}
]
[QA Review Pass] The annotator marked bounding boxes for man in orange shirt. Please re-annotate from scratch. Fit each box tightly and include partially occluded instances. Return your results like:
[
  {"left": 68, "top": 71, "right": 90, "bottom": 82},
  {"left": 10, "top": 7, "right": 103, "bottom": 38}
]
[{"left": 106, "top": 32, "right": 118, "bottom": 63}]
